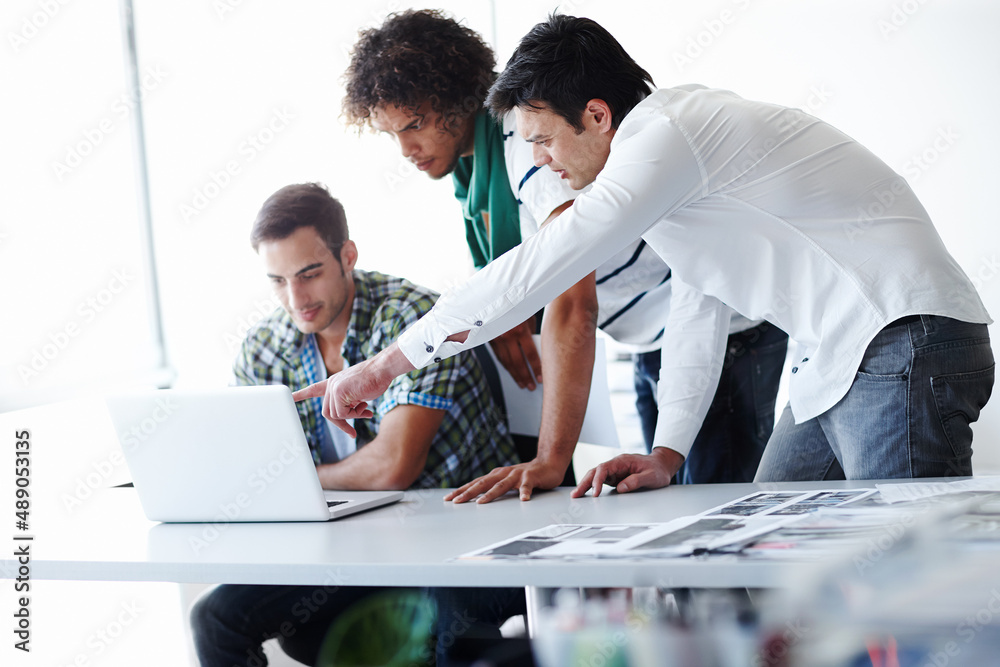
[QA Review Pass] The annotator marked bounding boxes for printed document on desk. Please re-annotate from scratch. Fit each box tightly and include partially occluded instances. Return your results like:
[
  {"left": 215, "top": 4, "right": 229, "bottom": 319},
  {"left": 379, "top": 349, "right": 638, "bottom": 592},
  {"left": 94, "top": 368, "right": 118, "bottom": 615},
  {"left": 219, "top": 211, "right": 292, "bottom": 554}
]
[{"left": 456, "top": 489, "right": 876, "bottom": 561}]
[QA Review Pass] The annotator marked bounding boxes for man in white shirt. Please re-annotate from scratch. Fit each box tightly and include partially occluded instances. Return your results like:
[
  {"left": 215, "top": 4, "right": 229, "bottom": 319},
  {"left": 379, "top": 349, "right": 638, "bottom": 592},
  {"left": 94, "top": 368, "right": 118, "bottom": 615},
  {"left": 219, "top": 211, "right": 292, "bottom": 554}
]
[
  {"left": 297, "top": 15, "right": 993, "bottom": 495},
  {"left": 340, "top": 9, "right": 788, "bottom": 502}
]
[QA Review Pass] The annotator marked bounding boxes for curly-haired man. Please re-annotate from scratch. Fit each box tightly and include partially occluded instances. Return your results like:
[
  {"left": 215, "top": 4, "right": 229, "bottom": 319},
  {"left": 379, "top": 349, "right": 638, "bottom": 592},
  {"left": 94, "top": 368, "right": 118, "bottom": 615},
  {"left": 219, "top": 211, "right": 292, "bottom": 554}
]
[
  {"left": 332, "top": 9, "right": 789, "bottom": 665},
  {"left": 345, "top": 9, "right": 607, "bottom": 494},
  {"left": 341, "top": 9, "right": 787, "bottom": 502}
]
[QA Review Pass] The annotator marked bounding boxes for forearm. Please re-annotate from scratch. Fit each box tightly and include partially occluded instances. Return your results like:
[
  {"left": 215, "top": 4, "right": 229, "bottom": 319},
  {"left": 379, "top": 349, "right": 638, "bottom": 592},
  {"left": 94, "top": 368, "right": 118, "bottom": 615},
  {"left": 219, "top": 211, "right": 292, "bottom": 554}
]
[
  {"left": 315, "top": 438, "right": 425, "bottom": 491},
  {"left": 315, "top": 403, "right": 441, "bottom": 490},
  {"left": 371, "top": 342, "right": 417, "bottom": 380},
  {"left": 536, "top": 276, "right": 599, "bottom": 470}
]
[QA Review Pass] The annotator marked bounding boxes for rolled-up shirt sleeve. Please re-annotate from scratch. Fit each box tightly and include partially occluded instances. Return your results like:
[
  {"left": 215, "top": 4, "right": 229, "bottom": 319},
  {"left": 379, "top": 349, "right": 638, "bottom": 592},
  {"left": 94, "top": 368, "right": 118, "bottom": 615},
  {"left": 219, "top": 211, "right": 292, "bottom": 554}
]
[
  {"left": 397, "top": 109, "right": 706, "bottom": 368},
  {"left": 650, "top": 280, "right": 733, "bottom": 459}
]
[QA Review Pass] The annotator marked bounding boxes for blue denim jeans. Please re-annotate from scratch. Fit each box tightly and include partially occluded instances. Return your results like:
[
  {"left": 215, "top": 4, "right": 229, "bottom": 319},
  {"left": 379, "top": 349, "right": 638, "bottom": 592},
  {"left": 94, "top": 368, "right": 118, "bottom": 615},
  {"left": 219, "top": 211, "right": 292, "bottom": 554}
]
[
  {"left": 634, "top": 321, "right": 789, "bottom": 483},
  {"left": 755, "top": 316, "right": 995, "bottom": 481}
]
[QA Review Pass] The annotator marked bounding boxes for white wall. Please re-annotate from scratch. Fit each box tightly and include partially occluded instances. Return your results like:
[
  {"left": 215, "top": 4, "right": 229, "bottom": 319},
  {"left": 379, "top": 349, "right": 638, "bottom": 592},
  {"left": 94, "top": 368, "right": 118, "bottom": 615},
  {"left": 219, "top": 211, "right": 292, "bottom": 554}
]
[{"left": 4, "top": 0, "right": 999, "bottom": 468}]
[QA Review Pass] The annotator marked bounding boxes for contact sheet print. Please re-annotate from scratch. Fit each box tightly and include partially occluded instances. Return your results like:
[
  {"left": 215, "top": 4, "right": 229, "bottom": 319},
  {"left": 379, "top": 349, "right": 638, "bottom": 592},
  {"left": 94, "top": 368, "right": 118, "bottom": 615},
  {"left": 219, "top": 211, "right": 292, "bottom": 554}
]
[{"left": 457, "top": 489, "right": 877, "bottom": 561}]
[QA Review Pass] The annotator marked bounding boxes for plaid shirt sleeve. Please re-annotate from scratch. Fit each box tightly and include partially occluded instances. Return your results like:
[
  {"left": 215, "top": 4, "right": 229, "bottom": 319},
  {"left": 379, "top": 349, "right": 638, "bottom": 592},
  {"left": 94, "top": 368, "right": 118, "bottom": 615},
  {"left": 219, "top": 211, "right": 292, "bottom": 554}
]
[
  {"left": 367, "top": 291, "right": 459, "bottom": 416},
  {"left": 357, "top": 277, "right": 519, "bottom": 488}
]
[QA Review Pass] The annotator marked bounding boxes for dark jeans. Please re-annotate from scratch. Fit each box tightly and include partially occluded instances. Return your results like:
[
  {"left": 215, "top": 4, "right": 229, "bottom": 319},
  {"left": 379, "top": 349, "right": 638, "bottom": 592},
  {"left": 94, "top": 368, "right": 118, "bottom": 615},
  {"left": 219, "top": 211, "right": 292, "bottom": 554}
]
[
  {"left": 190, "top": 584, "right": 416, "bottom": 667},
  {"left": 425, "top": 586, "right": 527, "bottom": 667},
  {"left": 633, "top": 321, "right": 788, "bottom": 484},
  {"left": 756, "top": 315, "right": 994, "bottom": 481},
  {"left": 191, "top": 583, "right": 524, "bottom": 667}
]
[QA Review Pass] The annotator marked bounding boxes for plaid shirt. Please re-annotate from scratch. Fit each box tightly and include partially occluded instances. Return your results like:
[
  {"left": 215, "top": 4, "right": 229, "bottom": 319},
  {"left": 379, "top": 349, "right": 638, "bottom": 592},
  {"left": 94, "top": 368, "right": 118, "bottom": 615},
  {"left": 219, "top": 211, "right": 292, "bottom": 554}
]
[{"left": 233, "top": 269, "right": 518, "bottom": 489}]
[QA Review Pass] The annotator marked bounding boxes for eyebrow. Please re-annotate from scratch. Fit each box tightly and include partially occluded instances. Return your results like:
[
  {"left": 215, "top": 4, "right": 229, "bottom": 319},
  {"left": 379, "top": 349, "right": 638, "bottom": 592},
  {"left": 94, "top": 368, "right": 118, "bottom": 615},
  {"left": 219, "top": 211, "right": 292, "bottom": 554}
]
[
  {"left": 266, "top": 262, "right": 323, "bottom": 280},
  {"left": 377, "top": 111, "right": 425, "bottom": 134}
]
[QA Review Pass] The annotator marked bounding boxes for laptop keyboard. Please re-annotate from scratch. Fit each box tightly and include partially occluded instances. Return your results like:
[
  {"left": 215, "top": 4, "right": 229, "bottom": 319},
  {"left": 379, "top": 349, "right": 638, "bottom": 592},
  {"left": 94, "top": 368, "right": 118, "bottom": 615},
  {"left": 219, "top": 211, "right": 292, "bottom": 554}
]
[{"left": 327, "top": 500, "right": 348, "bottom": 507}]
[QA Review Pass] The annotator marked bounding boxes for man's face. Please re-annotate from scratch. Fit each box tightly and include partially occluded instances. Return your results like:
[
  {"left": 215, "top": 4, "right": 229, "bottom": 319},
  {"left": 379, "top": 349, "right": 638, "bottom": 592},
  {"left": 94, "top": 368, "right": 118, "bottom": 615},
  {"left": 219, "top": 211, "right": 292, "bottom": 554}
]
[
  {"left": 516, "top": 102, "right": 613, "bottom": 190},
  {"left": 258, "top": 226, "right": 355, "bottom": 336},
  {"left": 370, "top": 102, "right": 475, "bottom": 180}
]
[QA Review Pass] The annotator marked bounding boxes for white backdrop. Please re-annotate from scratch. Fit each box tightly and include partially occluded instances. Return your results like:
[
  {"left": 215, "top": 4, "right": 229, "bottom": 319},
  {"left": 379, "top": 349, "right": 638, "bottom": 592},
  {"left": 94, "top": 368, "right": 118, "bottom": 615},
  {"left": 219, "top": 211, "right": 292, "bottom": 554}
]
[
  {"left": 1, "top": 2, "right": 1000, "bottom": 665},
  {"left": 5, "top": 0, "right": 997, "bottom": 468}
]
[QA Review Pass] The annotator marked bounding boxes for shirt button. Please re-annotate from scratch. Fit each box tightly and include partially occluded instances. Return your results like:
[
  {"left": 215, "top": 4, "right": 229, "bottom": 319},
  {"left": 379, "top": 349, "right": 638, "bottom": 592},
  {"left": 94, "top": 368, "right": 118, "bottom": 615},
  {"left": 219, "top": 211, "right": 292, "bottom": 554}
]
[
  {"left": 475, "top": 320, "right": 483, "bottom": 327},
  {"left": 425, "top": 345, "right": 434, "bottom": 353},
  {"left": 791, "top": 367, "right": 798, "bottom": 374},
  {"left": 433, "top": 357, "right": 442, "bottom": 363},
  {"left": 801, "top": 357, "right": 809, "bottom": 363}
]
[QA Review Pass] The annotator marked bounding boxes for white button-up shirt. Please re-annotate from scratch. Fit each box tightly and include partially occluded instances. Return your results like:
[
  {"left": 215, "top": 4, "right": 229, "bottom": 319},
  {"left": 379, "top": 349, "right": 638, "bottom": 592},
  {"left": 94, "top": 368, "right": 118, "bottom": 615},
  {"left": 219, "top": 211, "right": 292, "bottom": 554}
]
[
  {"left": 503, "top": 110, "right": 759, "bottom": 350},
  {"left": 399, "top": 86, "right": 991, "bottom": 457}
]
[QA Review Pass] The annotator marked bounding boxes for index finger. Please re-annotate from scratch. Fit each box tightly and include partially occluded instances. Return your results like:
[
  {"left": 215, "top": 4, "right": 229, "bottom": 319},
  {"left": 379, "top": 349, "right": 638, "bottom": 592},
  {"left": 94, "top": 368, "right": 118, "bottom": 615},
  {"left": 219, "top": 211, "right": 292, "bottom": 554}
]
[
  {"left": 329, "top": 418, "right": 358, "bottom": 438},
  {"left": 292, "top": 381, "right": 326, "bottom": 402},
  {"left": 571, "top": 466, "right": 597, "bottom": 498}
]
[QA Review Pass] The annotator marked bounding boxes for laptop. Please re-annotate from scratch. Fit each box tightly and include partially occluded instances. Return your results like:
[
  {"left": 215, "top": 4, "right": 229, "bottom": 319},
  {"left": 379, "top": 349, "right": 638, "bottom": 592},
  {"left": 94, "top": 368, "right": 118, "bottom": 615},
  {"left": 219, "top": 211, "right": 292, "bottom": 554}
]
[{"left": 104, "top": 385, "right": 403, "bottom": 522}]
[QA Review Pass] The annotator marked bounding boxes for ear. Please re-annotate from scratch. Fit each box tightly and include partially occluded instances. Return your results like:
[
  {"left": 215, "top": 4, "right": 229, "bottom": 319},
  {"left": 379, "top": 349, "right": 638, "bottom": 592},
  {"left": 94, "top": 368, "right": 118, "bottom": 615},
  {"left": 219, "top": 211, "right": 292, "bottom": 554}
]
[
  {"left": 583, "top": 99, "right": 614, "bottom": 134},
  {"left": 339, "top": 240, "right": 359, "bottom": 272}
]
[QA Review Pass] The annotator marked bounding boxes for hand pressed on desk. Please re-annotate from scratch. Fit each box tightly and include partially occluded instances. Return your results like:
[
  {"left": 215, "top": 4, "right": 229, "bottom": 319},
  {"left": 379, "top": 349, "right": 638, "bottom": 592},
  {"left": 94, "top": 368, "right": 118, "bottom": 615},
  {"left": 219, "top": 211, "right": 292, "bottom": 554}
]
[
  {"left": 572, "top": 447, "right": 685, "bottom": 497},
  {"left": 444, "top": 457, "right": 568, "bottom": 504}
]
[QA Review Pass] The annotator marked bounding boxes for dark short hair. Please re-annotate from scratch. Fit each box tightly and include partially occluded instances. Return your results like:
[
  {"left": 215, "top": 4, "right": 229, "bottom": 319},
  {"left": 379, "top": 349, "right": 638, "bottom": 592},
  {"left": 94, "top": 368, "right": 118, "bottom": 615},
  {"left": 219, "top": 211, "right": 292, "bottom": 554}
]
[
  {"left": 342, "top": 9, "right": 495, "bottom": 133},
  {"left": 487, "top": 14, "right": 654, "bottom": 132},
  {"left": 250, "top": 183, "right": 349, "bottom": 259}
]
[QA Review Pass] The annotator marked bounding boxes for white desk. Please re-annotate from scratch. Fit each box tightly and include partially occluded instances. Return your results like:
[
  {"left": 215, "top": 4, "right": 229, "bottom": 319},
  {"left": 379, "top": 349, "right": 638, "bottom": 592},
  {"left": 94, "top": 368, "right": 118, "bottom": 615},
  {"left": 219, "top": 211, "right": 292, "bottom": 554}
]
[{"left": 3, "top": 480, "right": 898, "bottom": 590}]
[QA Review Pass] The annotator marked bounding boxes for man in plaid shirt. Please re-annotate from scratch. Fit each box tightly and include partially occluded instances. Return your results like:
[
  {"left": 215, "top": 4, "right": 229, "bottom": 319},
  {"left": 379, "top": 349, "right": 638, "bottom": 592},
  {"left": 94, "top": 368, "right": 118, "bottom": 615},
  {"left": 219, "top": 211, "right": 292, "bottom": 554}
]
[{"left": 191, "top": 182, "right": 517, "bottom": 667}]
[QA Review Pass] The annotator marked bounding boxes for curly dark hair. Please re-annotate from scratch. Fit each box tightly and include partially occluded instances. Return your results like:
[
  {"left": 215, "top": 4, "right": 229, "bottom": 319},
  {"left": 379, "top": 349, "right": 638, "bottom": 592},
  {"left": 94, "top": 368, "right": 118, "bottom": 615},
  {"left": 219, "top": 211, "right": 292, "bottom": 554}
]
[{"left": 342, "top": 9, "right": 496, "bottom": 134}]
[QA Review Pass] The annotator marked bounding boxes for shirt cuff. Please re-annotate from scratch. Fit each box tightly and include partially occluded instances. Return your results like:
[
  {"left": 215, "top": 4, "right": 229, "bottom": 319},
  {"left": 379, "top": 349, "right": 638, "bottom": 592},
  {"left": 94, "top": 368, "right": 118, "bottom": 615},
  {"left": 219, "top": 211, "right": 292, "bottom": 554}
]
[
  {"left": 396, "top": 283, "right": 527, "bottom": 368},
  {"left": 377, "top": 391, "right": 454, "bottom": 418},
  {"left": 650, "top": 407, "right": 702, "bottom": 459}
]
